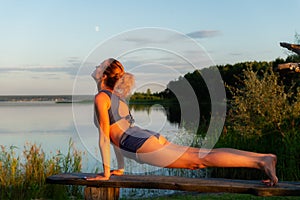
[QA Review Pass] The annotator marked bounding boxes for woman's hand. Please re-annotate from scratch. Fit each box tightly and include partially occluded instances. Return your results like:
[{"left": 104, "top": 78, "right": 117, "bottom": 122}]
[
  {"left": 84, "top": 169, "right": 124, "bottom": 181},
  {"left": 110, "top": 168, "right": 124, "bottom": 176}
]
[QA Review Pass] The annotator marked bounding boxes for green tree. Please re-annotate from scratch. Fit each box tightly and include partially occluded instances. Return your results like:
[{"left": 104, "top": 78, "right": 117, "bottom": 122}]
[{"left": 146, "top": 88, "right": 151, "bottom": 96}]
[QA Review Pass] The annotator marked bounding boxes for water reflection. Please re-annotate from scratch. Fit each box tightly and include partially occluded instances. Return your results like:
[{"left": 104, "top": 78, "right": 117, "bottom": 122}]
[
  {"left": 129, "top": 103, "right": 181, "bottom": 125},
  {"left": 130, "top": 102, "right": 210, "bottom": 132},
  {"left": 0, "top": 102, "right": 75, "bottom": 133}
]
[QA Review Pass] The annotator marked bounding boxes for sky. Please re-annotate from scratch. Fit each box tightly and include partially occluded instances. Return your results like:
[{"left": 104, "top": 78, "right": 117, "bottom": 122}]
[{"left": 0, "top": 0, "right": 299, "bottom": 95}]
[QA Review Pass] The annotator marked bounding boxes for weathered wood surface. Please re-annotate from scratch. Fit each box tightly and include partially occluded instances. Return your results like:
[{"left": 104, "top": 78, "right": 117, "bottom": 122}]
[{"left": 46, "top": 173, "right": 300, "bottom": 197}]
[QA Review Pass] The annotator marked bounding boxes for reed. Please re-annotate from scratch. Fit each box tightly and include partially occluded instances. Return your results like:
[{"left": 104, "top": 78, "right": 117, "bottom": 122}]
[{"left": 0, "top": 138, "right": 83, "bottom": 200}]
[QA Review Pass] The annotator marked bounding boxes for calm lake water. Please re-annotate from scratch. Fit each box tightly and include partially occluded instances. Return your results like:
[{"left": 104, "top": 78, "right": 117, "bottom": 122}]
[{"left": 0, "top": 101, "right": 205, "bottom": 198}]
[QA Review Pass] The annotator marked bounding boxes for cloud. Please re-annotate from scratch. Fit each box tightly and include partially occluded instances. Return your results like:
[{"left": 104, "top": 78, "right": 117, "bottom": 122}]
[
  {"left": 0, "top": 56, "right": 100, "bottom": 78},
  {"left": 124, "top": 37, "right": 158, "bottom": 44},
  {"left": 120, "top": 29, "right": 179, "bottom": 45},
  {"left": 122, "top": 30, "right": 221, "bottom": 45},
  {"left": 229, "top": 52, "right": 243, "bottom": 56},
  {"left": 123, "top": 36, "right": 174, "bottom": 46},
  {"left": 186, "top": 30, "right": 221, "bottom": 39},
  {"left": 0, "top": 65, "right": 79, "bottom": 76}
]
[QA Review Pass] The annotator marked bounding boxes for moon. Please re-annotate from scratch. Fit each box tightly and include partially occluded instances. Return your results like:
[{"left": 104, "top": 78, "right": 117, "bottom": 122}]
[{"left": 95, "top": 26, "right": 100, "bottom": 32}]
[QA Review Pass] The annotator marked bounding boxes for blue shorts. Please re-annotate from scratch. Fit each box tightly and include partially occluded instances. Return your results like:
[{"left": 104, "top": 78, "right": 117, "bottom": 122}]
[{"left": 119, "top": 126, "right": 160, "bottom": 161}]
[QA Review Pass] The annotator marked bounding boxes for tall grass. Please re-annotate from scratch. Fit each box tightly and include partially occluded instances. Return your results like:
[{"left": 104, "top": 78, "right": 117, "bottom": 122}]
[
  {"left": 0, "top": 138, "right": 83, "bottom": 200},
  {"left": 212, "top": 128, "right": 300, "bottom": 181}
]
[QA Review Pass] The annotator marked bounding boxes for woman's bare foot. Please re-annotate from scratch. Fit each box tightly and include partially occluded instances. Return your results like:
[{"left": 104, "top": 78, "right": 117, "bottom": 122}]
[{"left": 259, "top": 154, "right": 278, "bottom": 186}]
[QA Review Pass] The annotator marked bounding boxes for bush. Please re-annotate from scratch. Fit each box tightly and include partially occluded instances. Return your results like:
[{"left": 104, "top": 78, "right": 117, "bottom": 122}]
[{"left": 228, "top": 68, "right": 300, "bottom": 138}]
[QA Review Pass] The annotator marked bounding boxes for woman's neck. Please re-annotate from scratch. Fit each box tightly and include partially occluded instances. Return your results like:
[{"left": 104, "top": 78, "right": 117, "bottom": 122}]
[{"left": 98, "top": 85, "right": 113, "bottom": 92}]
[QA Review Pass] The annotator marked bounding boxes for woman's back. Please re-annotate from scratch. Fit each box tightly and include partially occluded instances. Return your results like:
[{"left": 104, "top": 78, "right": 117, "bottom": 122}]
[{"left": 95, "top": 90, "right": 133, "bottom": 146}]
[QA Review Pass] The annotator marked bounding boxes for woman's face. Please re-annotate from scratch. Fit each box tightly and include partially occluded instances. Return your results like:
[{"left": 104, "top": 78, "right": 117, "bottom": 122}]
[{"left": 91, "top": 65, "right": 105, "bottom": 83}]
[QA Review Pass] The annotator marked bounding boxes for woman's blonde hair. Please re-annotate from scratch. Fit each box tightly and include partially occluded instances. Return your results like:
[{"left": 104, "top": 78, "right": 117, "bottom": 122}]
[
  {"left": 114, "top": 72, "right": 135, "bottom": 98},
  {"left": 93, "top": 58, "right": 135, "bottom": 98}
]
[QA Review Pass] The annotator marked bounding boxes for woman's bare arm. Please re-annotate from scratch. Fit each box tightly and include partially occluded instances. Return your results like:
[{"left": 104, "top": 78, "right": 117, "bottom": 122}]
[
  {"left": 93, "top": 93, "right": 112, "bottom": 180},
  {"left": 111, "top": 145, "right": 125, "bottom": 175}
]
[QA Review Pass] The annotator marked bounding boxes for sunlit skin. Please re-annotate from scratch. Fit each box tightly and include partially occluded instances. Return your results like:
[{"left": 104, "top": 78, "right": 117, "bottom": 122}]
[{"left": 87, "top": 59, "right": 278, "bottom": 186}]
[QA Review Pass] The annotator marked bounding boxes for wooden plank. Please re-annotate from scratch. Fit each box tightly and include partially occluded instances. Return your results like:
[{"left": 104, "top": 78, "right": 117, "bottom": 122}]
[{"left": 46, "top": 173, "right": 300, "bottom": 197}]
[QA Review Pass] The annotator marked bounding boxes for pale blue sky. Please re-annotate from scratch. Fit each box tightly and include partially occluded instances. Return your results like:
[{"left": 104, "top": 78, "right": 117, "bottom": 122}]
[{"left": 0, "top": 0, "right": 299, "bottom": 95}]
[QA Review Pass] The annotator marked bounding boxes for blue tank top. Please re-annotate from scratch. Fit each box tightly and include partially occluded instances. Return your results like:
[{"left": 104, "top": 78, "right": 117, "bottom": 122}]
[{"left": 100, "top": 90, "right": 134, "bottom": 126}]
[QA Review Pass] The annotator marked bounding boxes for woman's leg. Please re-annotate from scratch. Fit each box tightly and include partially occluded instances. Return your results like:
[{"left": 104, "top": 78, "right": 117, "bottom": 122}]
[
  {"left": 157, "top": 135, "right": 271, "bottom": 158},
  {"left": 137, "top": 136, "right": 278, "bottom": 186}
]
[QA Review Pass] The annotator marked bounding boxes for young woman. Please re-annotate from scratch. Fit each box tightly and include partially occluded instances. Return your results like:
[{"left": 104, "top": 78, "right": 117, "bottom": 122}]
[{"left": 88, "top": 58, "right": 278, "bottom": 186}]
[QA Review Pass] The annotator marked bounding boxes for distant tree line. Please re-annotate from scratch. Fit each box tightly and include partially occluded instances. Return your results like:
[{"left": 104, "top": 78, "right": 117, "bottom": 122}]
[
  {"left": 161, "top": 54, "right": 300, "bottom": 103},
  {"left": 130, "top": 89, "right": 163, "bottom": 102}
]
